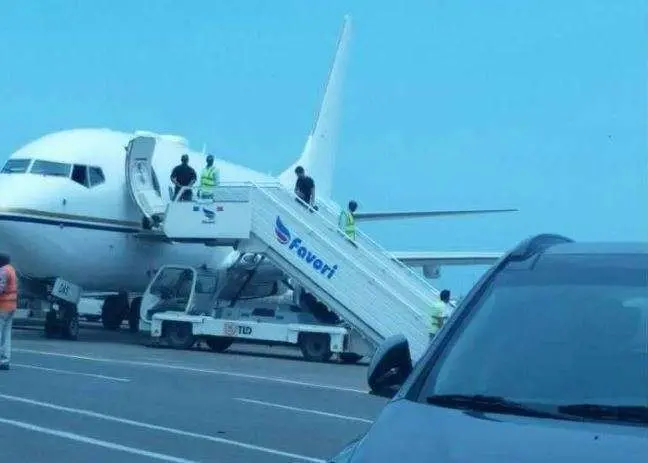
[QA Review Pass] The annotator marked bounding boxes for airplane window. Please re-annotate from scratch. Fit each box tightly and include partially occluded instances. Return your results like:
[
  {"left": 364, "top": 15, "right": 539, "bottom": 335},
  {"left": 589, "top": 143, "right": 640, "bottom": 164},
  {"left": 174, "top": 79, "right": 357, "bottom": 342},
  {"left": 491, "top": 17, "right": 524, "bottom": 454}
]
[
  {"left": 31, "top": 160, "right": 71, "bottom": 177},
  {"left": 71, "top": 164, "right": 88, "bottom": 187},
  {"left": 88, "top": 166, "right": 105, "bottom": 187},
  {"left": 1, "top": 158, "right": 31, "bottom": 174}
]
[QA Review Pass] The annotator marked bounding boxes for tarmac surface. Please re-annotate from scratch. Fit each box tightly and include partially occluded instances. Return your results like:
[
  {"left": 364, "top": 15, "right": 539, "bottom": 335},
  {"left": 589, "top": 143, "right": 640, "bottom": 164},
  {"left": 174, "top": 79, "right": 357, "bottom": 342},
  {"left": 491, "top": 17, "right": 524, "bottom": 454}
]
[{"left": 0, "top": 324, "right": 388, "bottom": 463}]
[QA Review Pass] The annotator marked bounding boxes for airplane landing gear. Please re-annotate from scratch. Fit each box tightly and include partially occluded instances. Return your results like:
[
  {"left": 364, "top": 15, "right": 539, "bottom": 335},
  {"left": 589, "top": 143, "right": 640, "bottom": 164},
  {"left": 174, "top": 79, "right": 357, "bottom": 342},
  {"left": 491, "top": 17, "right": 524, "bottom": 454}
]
[{"left": 102, "top": 293, "right": 141, "bottom": 333}]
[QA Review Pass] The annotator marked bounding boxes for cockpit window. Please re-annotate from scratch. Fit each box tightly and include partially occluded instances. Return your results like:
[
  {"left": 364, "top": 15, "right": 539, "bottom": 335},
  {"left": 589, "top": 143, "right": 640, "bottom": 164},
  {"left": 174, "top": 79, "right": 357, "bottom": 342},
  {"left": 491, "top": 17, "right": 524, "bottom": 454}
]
[
  {"left": 31, "top": 160, "right": 71, "bottom": 177},
  {"left": 1, "top": 158, "right": 31, "bottom": 174},
  {"left": 71, "top": 164, "right": 88, "bottom": 187},
  {"left": 89, "top": 166, "right": 105, "bottom": 187},
  {"left": 70, "top": 165, "right": 105, "bottom": 188}
]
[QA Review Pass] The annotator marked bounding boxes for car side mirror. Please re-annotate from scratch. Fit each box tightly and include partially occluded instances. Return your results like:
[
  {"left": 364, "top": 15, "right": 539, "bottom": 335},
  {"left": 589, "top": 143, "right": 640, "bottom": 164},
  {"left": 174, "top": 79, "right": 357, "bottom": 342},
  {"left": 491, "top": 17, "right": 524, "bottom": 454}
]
[{"left": 367, "top": 335, "right": 413, "bottom": 399}]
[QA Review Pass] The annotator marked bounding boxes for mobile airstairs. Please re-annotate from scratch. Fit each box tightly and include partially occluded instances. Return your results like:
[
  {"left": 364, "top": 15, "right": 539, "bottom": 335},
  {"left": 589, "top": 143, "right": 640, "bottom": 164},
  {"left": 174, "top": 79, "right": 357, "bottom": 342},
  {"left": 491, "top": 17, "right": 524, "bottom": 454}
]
[{"left": 150, "top": 182, "right": 445, "bottom": 363}]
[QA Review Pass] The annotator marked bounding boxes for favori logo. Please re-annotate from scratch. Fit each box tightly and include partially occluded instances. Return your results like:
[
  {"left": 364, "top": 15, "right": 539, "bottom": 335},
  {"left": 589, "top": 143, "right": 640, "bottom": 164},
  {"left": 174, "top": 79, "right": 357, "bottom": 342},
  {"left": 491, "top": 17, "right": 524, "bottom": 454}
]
[
  {"left": 274, "top": 215, "right": 291, "bottom": 244},
  {"left": 274, "top": 216, "right": 338, "bottom": 279}
]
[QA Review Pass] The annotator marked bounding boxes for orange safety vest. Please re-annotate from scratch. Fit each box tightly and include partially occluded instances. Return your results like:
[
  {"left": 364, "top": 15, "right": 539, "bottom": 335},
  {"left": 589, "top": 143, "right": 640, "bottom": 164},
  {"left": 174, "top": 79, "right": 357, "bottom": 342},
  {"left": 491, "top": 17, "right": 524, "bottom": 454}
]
[{"left": 0, "top": 264, "right": 17, "bottom": 312}]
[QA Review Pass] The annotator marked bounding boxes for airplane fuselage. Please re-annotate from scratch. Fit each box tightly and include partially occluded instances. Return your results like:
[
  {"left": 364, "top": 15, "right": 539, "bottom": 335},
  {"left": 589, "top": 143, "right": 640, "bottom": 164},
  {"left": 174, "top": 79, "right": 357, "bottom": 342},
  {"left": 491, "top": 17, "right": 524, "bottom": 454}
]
[{"left": 0, "top": 128, "right": 277, "bottom": 293}]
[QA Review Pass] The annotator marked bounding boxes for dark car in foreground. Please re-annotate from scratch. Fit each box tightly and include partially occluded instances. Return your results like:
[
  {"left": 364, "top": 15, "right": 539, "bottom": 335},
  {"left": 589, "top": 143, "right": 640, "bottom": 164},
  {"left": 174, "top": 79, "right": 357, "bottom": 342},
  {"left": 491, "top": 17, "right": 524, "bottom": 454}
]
[{"left": 330, "top": 234, "right": 648, "bottom": 462}]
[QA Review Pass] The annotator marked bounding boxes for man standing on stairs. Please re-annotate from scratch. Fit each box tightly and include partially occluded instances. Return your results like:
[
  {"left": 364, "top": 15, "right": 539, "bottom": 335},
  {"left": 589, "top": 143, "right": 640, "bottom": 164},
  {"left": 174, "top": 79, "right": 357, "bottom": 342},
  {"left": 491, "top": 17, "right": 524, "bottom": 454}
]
[
  {"left": 0, "top": 253, "right": 18, "bottom": 371},
  {"left": 199, "top": 154, "right": 219, "bottom": 199},
  {"left": 171, "top": 154, "right": 197, "bottom": 201},
  {"left": 338, "top": 200, "right": 358, "bottom": 242},
  {"left": 294, "top": 166, "right": 316, "bottom": 210},
  {"left": 428, "top": 289, "right": 452, "bottom": 340}
]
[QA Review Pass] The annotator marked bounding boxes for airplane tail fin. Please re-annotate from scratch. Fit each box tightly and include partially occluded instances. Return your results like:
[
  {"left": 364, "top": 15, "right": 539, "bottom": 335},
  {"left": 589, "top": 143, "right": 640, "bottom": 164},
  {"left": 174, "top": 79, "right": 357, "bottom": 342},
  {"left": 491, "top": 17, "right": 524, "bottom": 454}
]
[{"left": 278, "top": 15, "right": 352, "bottom": 200}]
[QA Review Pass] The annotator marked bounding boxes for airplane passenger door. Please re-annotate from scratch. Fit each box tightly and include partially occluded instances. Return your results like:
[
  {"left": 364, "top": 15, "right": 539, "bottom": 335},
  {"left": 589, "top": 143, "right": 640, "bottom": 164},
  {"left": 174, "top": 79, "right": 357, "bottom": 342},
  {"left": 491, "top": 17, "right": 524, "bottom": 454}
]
[{"left": 125, "top": 136, "right": 167, "bottom": 220}]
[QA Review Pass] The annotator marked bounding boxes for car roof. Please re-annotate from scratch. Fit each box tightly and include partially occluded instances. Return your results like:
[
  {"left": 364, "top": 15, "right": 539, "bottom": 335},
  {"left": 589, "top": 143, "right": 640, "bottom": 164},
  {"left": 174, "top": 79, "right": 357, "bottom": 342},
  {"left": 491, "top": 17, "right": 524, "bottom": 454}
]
[{"left": 544, "top": 241, "right": 648, "bottom": 256}]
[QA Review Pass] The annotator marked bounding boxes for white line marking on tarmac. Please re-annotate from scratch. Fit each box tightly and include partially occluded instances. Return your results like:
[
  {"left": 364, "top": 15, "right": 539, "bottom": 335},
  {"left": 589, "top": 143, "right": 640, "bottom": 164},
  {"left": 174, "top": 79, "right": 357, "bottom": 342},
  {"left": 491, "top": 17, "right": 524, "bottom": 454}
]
[
  {"left": 235, "top": 398, "right": 373, "bottom": 424},
  {"left": 14, "top": 348, "right": 367, "bottom": 394},
  {"left": 0, "top": 393, "right": 326, "bottom": 463},
  {"left": 13, "top": 363, "right": 131, "bottom": 382},
  {"left": 0, "top": 417, "right": 196, "bottom": 463}
]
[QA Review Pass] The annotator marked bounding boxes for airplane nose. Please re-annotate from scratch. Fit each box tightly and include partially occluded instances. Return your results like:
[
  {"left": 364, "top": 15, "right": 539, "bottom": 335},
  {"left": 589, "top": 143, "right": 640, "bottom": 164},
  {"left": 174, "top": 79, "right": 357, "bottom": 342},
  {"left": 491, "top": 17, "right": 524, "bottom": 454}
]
[
  {"left": 0, "top": 175, "right": 29, "bottom": 208},
  {"left": 0, "top": 174, "right": 61, "bottom": 210}
]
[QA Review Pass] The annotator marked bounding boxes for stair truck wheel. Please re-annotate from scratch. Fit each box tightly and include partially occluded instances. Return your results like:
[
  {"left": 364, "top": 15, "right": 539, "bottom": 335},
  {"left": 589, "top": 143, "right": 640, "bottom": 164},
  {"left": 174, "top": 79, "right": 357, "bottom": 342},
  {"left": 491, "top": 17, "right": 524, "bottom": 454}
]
[
  {"left": 339, "top": 352, "right": 363, "bottom": 364},
  {"left": 205, "top": 336, "right": 234, "bottom": 353},
  {"left": 128, "top": 297, "right": 142, "bottom": 333},
  {"left": 60, "top": 302, "right": 79, "bottom": 341},
  {"left": 299, "top": 333, "right": 333, "bottom": 362},
  {"left": 164, "top": 321, "right": 195, "bottom": 349}
]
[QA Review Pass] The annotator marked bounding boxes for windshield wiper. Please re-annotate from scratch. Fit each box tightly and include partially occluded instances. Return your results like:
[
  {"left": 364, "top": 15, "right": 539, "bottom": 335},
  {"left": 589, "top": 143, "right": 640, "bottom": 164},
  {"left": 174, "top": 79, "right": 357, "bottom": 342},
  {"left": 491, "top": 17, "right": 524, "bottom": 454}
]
[
  {"left": 426, "top": 394, "right": 568, "bottom": 420},
  {"left": 558, "top": 404, "right": 648, "bottom": 424}
]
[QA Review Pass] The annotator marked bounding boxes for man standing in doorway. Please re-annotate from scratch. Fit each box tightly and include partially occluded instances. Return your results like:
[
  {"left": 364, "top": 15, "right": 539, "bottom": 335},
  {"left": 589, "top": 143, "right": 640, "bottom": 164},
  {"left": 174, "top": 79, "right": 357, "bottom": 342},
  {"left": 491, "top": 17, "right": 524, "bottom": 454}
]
[
  {"left": 170, "top": 154, "right": 197, "bottom": 201},
  {"left": 0, "top": 253, "right": 18, "bottom": 370},
  {"left": 294, "top": 166, "right": 316, "bottom": 209}
]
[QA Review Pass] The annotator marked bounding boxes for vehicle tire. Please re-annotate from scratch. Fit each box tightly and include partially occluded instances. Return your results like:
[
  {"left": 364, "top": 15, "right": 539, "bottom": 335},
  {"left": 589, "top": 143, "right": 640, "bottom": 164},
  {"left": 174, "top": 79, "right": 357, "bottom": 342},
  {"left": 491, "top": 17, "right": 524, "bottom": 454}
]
[
  {"left": 299, "top": 333, "right": 332, "bottom": 362},
  {"left": 339, "top": 352, "right": 363, "bottom": 364},
  {"left": 61, "top": 305, "right": 79, "bottom": 341},
  {"left": 44, "top": 309, "right": 59, "bottom": 338},
  {"left": 128, "top": 297, "right": 142, "bottom": 333},
  {"left": 165, "top": 322, "right": 195, "bottom": 349},
  {"left": 205, "top": 336, "right": 233, "bottom": 353}
]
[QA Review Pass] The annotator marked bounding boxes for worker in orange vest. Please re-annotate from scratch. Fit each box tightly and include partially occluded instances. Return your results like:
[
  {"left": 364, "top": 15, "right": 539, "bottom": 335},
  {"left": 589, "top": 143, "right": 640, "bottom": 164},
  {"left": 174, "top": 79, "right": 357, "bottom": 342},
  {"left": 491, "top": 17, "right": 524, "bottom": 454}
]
[{"left": 0, "top": 253, "right": 18, "bottom": 370}]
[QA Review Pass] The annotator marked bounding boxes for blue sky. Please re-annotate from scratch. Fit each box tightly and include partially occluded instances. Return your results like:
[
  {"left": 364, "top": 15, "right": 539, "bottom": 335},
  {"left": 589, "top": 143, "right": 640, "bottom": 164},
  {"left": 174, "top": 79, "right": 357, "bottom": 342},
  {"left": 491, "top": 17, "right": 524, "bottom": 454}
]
[{"left": 1, "top": 1, "right": 646, "bottom": 296}]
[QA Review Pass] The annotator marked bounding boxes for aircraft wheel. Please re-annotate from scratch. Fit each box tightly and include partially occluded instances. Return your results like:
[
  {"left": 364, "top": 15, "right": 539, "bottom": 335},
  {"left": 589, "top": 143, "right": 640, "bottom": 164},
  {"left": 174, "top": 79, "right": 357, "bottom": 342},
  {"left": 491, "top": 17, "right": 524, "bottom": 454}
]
[
  {"left": 164, "top": 322, "right": 195, "bottom": 349},
  {"left": 102, "top": 295, "right": 124, "bottom": 330},
  {"left": 299, "top": 333, "right": 332, "bottom": 362},
  {"left": 44, "top": 309, "right": 59, "bottom": 338},
  {"left": 128, "top": 297, "right": 142, "bottom": 333},
  {"left": 205, "top": 336, "right": 233, "bottom": 353}
]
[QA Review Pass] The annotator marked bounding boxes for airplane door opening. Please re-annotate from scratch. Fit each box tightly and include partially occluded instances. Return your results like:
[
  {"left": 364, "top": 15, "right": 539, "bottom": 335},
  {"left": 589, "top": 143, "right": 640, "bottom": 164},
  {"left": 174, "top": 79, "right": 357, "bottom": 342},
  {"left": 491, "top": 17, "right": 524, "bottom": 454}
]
[{"left": 125, "top": 135, "right": 167, "bottom": 228}]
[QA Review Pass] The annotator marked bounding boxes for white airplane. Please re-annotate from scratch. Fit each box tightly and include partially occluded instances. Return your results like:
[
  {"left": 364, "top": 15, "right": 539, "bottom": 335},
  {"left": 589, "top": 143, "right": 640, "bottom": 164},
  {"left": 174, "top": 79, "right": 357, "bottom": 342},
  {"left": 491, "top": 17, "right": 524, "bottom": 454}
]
[{"left": 0, "top": 15, "right": 511, "bottom": 339}]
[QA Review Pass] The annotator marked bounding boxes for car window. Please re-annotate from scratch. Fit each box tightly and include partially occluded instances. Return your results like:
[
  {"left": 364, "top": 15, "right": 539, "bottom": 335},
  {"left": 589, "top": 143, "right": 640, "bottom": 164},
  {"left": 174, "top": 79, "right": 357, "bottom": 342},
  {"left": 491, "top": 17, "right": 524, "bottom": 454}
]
[{"left": 416, "top": 253, "right": 648, "bottom": 409}]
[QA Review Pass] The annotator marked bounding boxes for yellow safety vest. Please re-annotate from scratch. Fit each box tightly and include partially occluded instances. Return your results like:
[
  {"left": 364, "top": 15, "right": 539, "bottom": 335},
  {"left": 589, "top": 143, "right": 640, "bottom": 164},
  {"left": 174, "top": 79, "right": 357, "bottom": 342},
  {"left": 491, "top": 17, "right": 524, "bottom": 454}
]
[
  {"left": 338, "top": 210, "right": 356, "bottom": 240},
  {"left": 428, "top": 300, "right": 446, "bottom": 334},
  {"left": 200, "top": 166, "right": 218, "bottom": 189}
]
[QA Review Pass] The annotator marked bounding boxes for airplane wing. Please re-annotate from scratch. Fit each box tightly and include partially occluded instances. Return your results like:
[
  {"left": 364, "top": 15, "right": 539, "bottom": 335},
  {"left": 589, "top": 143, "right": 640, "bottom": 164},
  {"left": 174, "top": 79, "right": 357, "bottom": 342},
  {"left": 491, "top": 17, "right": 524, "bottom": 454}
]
[
  {"left": 391, "top": 251, "right": 503, "bottom": 267},
  {"left": 354, "top": 208, "right": 518, "bottom": 222}
]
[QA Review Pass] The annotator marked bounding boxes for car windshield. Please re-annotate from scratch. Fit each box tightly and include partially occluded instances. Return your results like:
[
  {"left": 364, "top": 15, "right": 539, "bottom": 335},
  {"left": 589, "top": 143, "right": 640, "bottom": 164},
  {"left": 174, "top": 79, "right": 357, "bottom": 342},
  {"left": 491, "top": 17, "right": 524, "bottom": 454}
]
[{"left": 417, "top": 252, "right": 648, "bottom": 411}]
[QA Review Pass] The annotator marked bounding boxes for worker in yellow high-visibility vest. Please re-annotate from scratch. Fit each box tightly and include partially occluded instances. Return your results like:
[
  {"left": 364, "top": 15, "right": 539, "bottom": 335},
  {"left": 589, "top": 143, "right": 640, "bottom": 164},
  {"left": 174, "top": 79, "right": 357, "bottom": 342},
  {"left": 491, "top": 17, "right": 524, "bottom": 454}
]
[
  {"left": 427, "top": 289, "right": 452, "bottom": 341},
  {"left": 199, "top": 154, "right": 219, "bottom": 199},
  {"left": 338, "top": 200, "right": 358, "bottom": 242}
]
